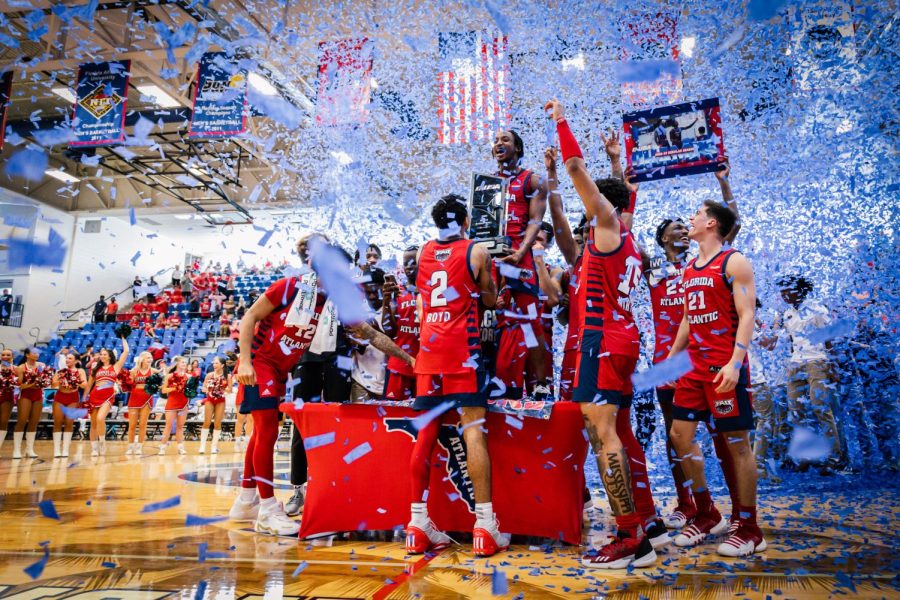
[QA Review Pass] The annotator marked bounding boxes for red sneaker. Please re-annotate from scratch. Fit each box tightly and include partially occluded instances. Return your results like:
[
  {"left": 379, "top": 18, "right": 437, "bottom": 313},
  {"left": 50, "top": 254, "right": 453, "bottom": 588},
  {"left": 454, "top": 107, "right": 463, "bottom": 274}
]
[
  {"left": 581, "top": 532, "right": 657, "bottom": 569},
  {"left": 405, "top": 520, "right": 452, "bottom": 555},
  {"left": 717, "top": 524, "right": 767, "bottom": 557},
  {"left": 663, "top": 503, "right": 697, "bottom": 529},
  {"left": 673, "top": 511, "right": 728, "bottom": 547}
]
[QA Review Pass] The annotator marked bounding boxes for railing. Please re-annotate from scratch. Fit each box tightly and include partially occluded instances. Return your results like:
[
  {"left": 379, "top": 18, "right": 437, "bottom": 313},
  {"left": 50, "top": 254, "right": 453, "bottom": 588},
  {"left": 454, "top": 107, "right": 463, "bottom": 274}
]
[{"left": 1, "top": 302, "right": 24, "bottom": 328}]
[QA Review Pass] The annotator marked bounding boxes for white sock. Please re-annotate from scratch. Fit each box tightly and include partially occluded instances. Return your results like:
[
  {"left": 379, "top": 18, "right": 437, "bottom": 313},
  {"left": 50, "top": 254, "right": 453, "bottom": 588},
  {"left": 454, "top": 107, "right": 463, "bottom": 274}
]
[
  {"left": 25, "top": 431, "right": 36, "bottom": 453},
  {"left": 212, "top": 430, "right": 221, "bottom": 446},
  {"left": 199, "top": 429, "right": 209, "bottom": 447},
  {"left": 239, "top": 488, "right": 257, "bottom": 502},
  {"left": 411, "top": 502, "right": 429, "bottom": 523},
  {"left": 91, "top": 440, "right": 99, "bottom": 451},
  {"left": 0, "top": 430, "right": 5, "bottom": 451},
  {"left": 475, "top": 502, "right": 493, "bottom": 522},
  {"left": 13, "top": 431, "right": 23, "bottom": 454},
  {"left": 53, "top": 432, "right": 62, "bottom": 455},
  {"left": 62, "top": 432, "right": 73, "bottom": 454},
  {"left": 260, "top": 496, "right": 278, "bottom": 511}
]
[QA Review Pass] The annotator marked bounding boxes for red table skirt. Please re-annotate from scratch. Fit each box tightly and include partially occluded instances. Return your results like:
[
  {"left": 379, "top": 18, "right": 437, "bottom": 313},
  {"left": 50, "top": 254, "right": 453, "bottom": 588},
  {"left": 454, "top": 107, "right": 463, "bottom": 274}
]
[{"left": 281, "top": 402, "right": 589, "bottom": 544}]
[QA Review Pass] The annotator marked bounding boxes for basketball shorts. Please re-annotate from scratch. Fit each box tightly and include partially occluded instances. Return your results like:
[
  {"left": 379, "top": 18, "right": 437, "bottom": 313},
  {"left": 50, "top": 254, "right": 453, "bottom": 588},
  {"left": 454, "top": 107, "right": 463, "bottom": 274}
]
[
  {"left": 673, "top": 365, "right": 754, "bottom": 432},
  {"left": 572, "top": 329, "right": 637, "bottom": 407},
  {"left": 383, "top": 369, "right": 416, "bottom": 401},
  {"left": 413, "top": 369, "right": 487, "bottom": 411}
]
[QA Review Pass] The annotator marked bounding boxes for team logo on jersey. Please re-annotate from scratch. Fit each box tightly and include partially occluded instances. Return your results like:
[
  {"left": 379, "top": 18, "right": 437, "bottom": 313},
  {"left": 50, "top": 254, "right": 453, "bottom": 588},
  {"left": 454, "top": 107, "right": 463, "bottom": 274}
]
[
  {"left": 384, "top": 417, "right": 475, "bottom": 513},
  {"left": 434, "top": 248, "right": 453, "bottom": 262},
  {"left": 714, "top": 398, "right": 734, "bottom": 416}
]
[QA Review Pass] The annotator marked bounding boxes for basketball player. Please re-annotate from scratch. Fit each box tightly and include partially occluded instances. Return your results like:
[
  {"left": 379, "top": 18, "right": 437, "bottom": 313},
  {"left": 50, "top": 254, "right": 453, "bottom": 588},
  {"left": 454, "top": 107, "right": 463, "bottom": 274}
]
[
  {"left": 666, "top": 200, "right": 765, "bottom": 557},
  {"left": 547, "top": 99, "right": 665, "bottom": 569},
  {"left": 51, "top": 353, "right": 85, "bottom": 458},
  {"left": 125, "top": 352, "right": 157, "bottom": 456},
  {"left": 230, "top": 236, "right": 414, "bottom": 537},
  {"left": 492, "top": 130, "right": 551, "bottom": 400},
  {"left": 382, "top": 246, "right": 420, "bottom": 401},
  {"left": 405, "top": 194, "right": 509, "bottom": 557},
  {"left": 84, "top": 338, "right": 130, "bottom": 457},
  {"left": 637, "top": 158, "right": 743, "bottom": 530}
]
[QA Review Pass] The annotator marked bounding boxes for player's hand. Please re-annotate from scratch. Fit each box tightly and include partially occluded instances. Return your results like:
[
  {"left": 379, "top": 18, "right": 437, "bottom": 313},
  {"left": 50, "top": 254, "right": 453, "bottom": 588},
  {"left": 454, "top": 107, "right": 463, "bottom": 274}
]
[
  {"left": 557, "top": 292, "right": 569, "bottom": 310},
  {"left": 236, "top": 361, "right": 256, "bottom": 386},
  {"left": 494, "top": 294, "right": 506, "bottom": 311},
  {"left": 544, "top": 147, "right": 558, "bottom": 172},
  {"left": 499, "top": 249, "right": 524, "bottom": 265},
  {"left": 624, "top": 166, "right": 640, "bottom": 194},
  {"left": 714, "top": 157, "right": 730, "bottom": 181},
  {"left": 713, "top": 363, "right": 739, "bottom": 394},
  {"left": 382, "top": 279, "right": 400, "bottom": 299},
  {"left": 544, "top": 99, "right": 565, "bottom": 122},
  {"left": 600, "top": 128, "right": 621, "bottom": 161}
]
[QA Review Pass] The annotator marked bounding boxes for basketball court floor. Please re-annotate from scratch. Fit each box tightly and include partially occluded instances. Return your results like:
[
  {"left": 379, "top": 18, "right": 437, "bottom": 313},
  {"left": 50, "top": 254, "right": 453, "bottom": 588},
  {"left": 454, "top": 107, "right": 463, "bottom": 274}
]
[{"left": 0, "top": 441, "right": 896, "bottom": 599}]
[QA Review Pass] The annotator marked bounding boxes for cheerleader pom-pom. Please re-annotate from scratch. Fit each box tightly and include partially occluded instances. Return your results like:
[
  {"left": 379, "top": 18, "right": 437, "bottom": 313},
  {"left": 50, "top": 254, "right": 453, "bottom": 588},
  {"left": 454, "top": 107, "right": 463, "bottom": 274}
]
[
  {"left": 184, "top": 376, "right": 200, "bottom": 399},
  {"left": 114, "top": 324, "right": 133, "bottom": 339},
  {"left": 144, "top": 373, "right": 163, "bottom": 395}
]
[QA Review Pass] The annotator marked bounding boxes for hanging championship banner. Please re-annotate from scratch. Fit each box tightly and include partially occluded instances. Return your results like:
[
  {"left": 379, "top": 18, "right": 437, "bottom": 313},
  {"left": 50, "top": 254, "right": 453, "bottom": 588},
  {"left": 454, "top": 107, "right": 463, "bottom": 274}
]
[
  {"left": 71, "top": 60, "right": 130, "bottom": 147},
  {"left": 316, "top": 37, "right": 374, "bottom": 127},
  {"left": 623, "top": 97, "right": 725, "bottom": 183},
  {"left": 468, "top": 173, "right": 509, "bottom": 256},
  {"left": 189, "top": 52, "right": 248, "bottom": 138},
  {"left": 0, "top": 71, "right": 12, "bottom": 151}
]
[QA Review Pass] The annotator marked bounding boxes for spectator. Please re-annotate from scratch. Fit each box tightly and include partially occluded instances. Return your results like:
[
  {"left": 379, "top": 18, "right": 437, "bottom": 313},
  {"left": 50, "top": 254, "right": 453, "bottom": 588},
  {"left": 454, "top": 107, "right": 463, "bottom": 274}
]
[
  {"left": 147, "top": 277, "right": 159, "bottom": 302},
  {"left": 350, "top": 268, "right": 388, "bottom": 402},
  {"left": 354, "top": 243, "right": 382, "bottom": 268},
  {"left": 92, "top": 295, "right": 107, "bottom": 323},
  {"left": 154, "top": 293, "right": 169, "bottom": 316},
  {"left": 222, "top": 297, "right": 236, "bottom": 315},
  {"left": 181, "top": 275, "right": 193, "bottom": 296},
  {"left": 225, "top": 275, "right": 235, "bottom": 299},
  {"left": 80, "top": 344, "right": 94, "bottom": 366},
  {"left": 236, "top": 297, "right": 248, "bottom": 319},
  {"left": 188, "top": 295, "right": 201, "bottom": 318},
  {"left": 155, "top": 313, "right": 167, "bottom": 330},
  {"left": 167, "top": 313, "right": 182, "bottom": 329},
  {"left": 752, "top": 300, "right": 784, "bottom": 481},
  {"left": 148, "top": 341, "right": 168, "bottom": 364},
  {"left": 172, "top": 265, "right": 182, "bottom": 287},
  {"left": 106, "top": 296, "right": 119, "bottom": 323},
  {"left": 777, "top": 275, "right": 847, "bottom": 474},
  {"left": 219, "top": 311, "right": 232, "bottom": 337},
  {"left": 190, "top": 359, "right": 202, "bottom": 378},
  {"left": 229, "top": 318, "right": 240, "bottom": 342},
  {"left": 0, "top": 288, "right": 12, "bottom": 326},
  {"left": 216, "top": 274, "right": 228, "bottom": 297},
  {"left": 133, "top": 297, "right": 147, "bottom": 315},
  {"left": 199, "top": 297, "right": 211, "bottom": 319},
  {"left": 132, "top": 276, "right": 142, "bottom": 299},
  {"left": 55, "top": 347, "right": 69, "bottom": 370},
  {"left": 208, "top": 290, "right": 225, "bottom": 315},
  {"left": 248, "top": 289, "right": 260, "bottom": 304}
]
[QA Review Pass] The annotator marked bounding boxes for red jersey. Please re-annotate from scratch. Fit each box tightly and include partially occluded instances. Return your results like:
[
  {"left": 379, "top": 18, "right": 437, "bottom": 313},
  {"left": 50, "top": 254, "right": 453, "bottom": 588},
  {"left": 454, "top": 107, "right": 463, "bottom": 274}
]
[
  {"left": 387, "top": 289, "right": 419, "bottom": 377},
  {"left": 415, "top": 238, "right": 481, "bottom": 375},
  {"left": 251, "top": 277, "right": 325, "bottom": 377},
  {"left": 133, "top": 369, "right": 151, "bottom": 388},
  {"left": 647, "top": 258, "right": 686, "bottom": 363},
  {"left": 579, "top": 222, "right": 643, "bottom": 358},
  {"left": 682, "top": 249, "right": 743, "bottom": 380},
  {"left": 502, "top": 169, "right": 539, "bottom": 293},
  {"left": 93, "top": 365, "right": 118, "bottom": 391},
  {"left": 563, "top": 254, "right": 584, "bottom": 352}
]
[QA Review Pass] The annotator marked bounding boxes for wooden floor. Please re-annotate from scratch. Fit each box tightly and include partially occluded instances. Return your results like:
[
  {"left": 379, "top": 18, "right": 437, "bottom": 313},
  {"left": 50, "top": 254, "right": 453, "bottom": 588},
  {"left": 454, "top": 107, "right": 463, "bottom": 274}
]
[{"left": 0, "top": 441, "right": 897, "bottom": 599}]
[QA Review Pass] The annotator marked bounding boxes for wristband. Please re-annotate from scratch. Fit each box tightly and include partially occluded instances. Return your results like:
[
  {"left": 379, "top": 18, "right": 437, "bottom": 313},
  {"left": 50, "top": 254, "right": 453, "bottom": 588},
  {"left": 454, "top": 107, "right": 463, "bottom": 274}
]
[
  {"left": 626, "top": 190, "right": 637, "bottom": 214},
  {"left": 556, "top": 118, "right": 583, "bottom": 163}
]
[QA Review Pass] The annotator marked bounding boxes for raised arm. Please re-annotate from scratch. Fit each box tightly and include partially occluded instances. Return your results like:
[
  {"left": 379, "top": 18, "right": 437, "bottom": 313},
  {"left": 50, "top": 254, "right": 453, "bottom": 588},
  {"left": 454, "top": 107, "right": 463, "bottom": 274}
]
[
  {"left": 600, "top": 127, "right": 624, "bottom": 180},
  {"left": 716, "top": 159, "right": 741, "bottom": 243},
  {"left": 114, "top": 338, "right": 129, "bottom": 373},
  {"left": 545, "top": 100, "right": 620, "bottom": 240},
  {"left": 544, "top": 147, "right": 580, "bottom": 267},
  {"left": 533, "top": 245, "right": 561, "bottom": 308},
  {"left": 500, "top": 173, "right": 547, "bottom": 265},
  {"left": 714, "top": 254, "right": 756, "bottom": 393}
]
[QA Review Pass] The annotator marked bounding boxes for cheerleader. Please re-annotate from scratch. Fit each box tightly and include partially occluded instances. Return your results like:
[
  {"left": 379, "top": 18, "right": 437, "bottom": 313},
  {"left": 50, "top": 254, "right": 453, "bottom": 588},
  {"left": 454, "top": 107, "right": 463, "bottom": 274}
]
[
  {"left": 14, "top": 348, "right": 51, "bottom": 459},
  {"left": 50, "top": 353, "right": 86, "bottom": 458},
  {"left": 125, "top": 352, "right": 158, "bottom": 456},
  {"left": 233, "top": 381, "right": 253, "bottom": 452},
  {"left": 159, "top": 356, "right": 190, "bottom": 455},
  {"left": 199, "top": 357, "right": 231, "bottom": 454},
  {"left": 84, "top": 338, "right": 130, "bottom": 457},
  {"left": 0, "top": 349, "right": 16, "bottom": 454}
]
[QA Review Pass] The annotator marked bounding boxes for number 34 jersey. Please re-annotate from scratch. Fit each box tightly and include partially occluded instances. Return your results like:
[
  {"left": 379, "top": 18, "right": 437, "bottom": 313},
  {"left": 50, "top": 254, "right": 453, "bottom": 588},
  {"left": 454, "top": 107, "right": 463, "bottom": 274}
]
[
  {"left": 415, "top": 238, "right": 482, "bottom": 375},
  {"left": 578, "top": 221, "right": 643, "bottom": 358}
]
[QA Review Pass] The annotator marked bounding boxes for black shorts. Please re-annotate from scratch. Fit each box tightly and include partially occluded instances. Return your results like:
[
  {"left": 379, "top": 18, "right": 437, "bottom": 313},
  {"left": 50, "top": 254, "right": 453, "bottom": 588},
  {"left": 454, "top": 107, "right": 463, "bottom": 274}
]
[
  {"left": 238, "top": 384, "right": 281, "bottom": 414},
  {"left": 656, "top": 387, "right": 676, "bottom": 405}
]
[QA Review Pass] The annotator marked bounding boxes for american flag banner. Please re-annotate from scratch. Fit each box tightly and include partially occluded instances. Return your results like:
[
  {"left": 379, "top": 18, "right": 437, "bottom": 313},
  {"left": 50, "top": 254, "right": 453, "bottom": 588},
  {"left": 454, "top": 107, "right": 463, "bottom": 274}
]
[
  {"left": 437, "top": 31, "right": 510, "bottom": 145},
  {"left": 316, "top": 37, "right": 374, "bottom": 127}
]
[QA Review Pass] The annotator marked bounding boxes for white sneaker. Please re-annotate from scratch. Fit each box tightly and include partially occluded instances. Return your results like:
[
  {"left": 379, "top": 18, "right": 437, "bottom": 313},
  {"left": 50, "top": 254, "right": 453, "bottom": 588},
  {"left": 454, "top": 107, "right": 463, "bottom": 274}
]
[
  {"left": 177, "top": 444, "right": 187, "bottom": 455},
  {"left": 663, "top": 509, "right": 692, "bottom": 529},
  {"left": 406, "top": 518, "right": 452, "bottom": 554},
  {"left": 473, "top": 517, "right": 511, "bottom": 557},
  {"left": 134, "top": 444, "right": 142, "bottom": 455},
  {"left": 229, "top": 493, "right": 260, "bottom": 521},
  {"left": 98, "top": 441, "right": 106, "bottom": 456},
  {"left": 158, "top": 444, "right": 167, "bottom": 456},
  {"left": 255, "top": 503, "right": 300, "bottom": 536},
  {"left": 211, "top": 445, "right": 219, "bottom": 454},
  {"left": 26, "top": 449, "right": 38, "bottom": 458},
  {"left": 90, "top": 448, "right": 99, "bottom": 457},
  {"left": 125, "top": 444, "right": 134, "bottom": 456},
  {"left": 199, "top": 444, "right": 206, "bottom": 455}
]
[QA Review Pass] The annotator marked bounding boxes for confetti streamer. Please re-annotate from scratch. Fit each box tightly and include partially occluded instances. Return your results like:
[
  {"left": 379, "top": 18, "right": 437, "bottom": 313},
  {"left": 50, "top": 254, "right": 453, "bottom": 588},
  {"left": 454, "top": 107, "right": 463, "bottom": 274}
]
[
  {"left": 38, "top": 500, "right": 59, "bottom": 520},
  {"left": 343, "top": 442, "right": 373, "bottom": 464},
  {"left": 140, "top": 496, "right": 181, "bottom": 513}
]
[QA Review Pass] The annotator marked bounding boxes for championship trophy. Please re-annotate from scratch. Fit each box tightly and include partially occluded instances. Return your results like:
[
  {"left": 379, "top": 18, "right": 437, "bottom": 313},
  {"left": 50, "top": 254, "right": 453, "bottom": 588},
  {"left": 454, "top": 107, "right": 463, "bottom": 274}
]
[{"left": 468, "top": 173, "right": 510, "bottom": 257}]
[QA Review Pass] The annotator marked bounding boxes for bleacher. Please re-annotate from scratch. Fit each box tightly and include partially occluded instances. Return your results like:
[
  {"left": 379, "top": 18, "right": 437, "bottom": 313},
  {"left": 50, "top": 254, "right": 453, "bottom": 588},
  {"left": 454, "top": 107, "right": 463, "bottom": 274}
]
[{"left": 230, "top": 271, "right": 279, "bottom": 302}]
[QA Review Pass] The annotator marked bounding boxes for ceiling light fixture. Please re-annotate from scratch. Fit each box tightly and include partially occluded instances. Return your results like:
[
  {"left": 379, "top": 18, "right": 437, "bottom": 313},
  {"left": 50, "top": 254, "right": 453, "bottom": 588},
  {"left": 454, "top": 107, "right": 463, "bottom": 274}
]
[
  {"left": 136, "top": 84, "right": 181, "bottom": 108},
  {"left": 248, "top": 72, "right": 278, "bottom": 96},
  {"left": 45, "top": 168, "right": 80, "bottom": 183},
  {"left": 51, "top": 87, "right": 77, "bottom": 103}
]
